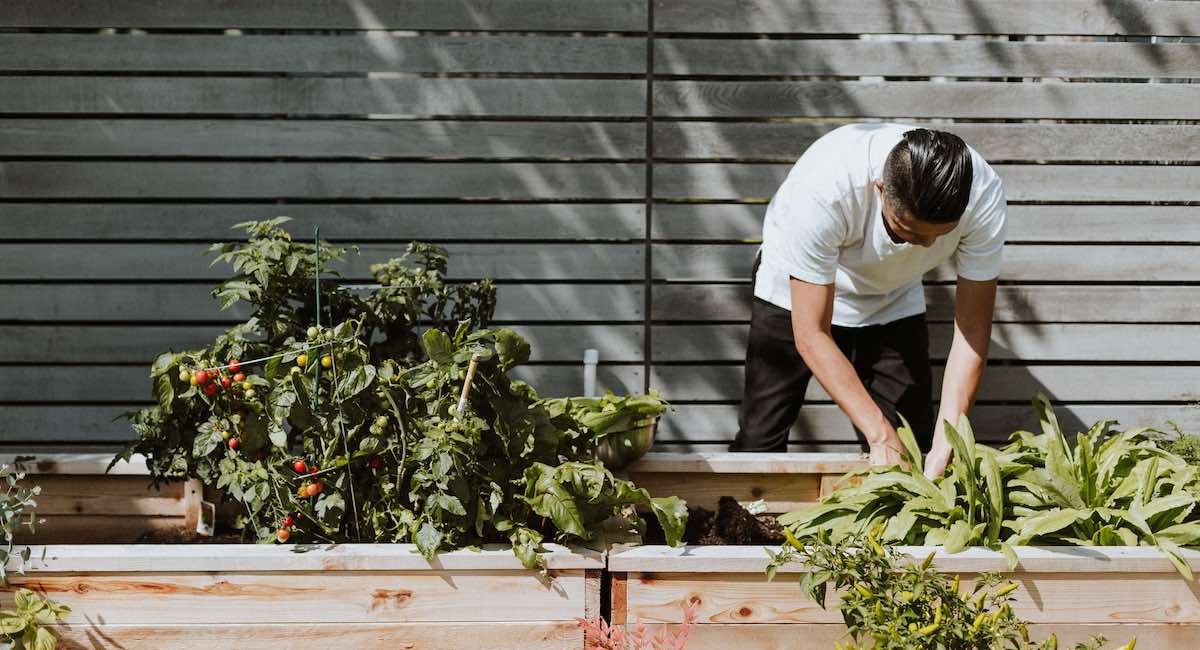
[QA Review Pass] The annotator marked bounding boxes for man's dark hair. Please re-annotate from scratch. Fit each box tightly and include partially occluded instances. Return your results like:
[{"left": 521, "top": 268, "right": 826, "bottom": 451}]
[{"left": 882, "top": 129, "right": 973, "bottom": 224}]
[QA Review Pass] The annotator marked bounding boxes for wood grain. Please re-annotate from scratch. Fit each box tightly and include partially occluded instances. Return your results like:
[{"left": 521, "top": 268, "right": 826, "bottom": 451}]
[
  {"left": 626, "top": 452, "right": 865, "bottom": 475},
  {"left": 654, "top": 0, "right": 1200, "bottom": 36},
  {"left": 0, "top": 33, "right": 645, "bottom": 74},
  {"left": 625, "top": 472, "right": 821, "bottom": 513},
  {"left": 50, "top": 622, "right": 581, "bottom": 650},
  {"left": 2, "top": 570, "right": 589, "bottom": 624}
]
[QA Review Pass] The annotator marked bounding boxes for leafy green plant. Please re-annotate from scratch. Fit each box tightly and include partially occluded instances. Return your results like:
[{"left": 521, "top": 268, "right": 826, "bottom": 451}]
[
  {"left": 117, "top": 219, "right": 685, "bottom": 567},
  {"left": 0, "top": 589, "right": 70, "bottom": 650},
  {"left": 541, "top": 390, "right": 668, "bottom": 440},
  {"left": 0, "top": 465, "right": 40, "bottom": 584},
  {"left": 782, "top": 394, "right": 1200, "bottom": 580},
  {"left": 765, "top": 529, "right": 1116, "bottom": 650}
]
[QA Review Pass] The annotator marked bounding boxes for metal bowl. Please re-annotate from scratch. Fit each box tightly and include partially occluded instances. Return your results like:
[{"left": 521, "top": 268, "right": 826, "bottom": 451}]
[{"left": 596, "top": 417, "right": 657, "bottom": 469}]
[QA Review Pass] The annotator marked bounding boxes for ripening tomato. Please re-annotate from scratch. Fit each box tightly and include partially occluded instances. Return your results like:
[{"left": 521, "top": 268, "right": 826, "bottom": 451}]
[
  {"left": 321, "top": 355, "right": 332, "bottom": 369},
  {"left": 306, "top": 482, "right": 323, "bottom": 497},
  {"left": 233, "top": 372, "right": 246, "bottom": 382},
  {"left": 296, "top": 354, "right": 309, "bottom": 368},
  {"left": 228, "top": 359, "right": 242, "bottom": 374},
  {"left": 277, "top": 528, "right": 291, "bottom": 543}
]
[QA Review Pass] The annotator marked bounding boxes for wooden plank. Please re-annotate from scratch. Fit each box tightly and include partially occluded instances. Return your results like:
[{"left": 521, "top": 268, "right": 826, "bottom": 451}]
[
  {"left": 651, "top": 323, "right": 1200, "bottom": 362},
  {"left": 655, "top": 39, "right": 1200, "bottom": 78},
  {"left": 0, "top": 406, "right": 143, "bottom": 444},
  {"left": 0, "top": 324, "right": 644, "bottom": 365},
  {"left": 0, "top": 243, "right": 644, "bottom": 281},
  {"left": 655, "top": 163, "right": 1200, "bottom": 201},
  {"left": 46, "top": 622, "right": 581, "bottom": 650},
  {"left": 626, "top": 452, "right": 865, "bottom": 474},
  {"left": 30, "top": 475, "right": 184, "bottom": 516},
  {"left": 609, "top": 544, "right": 1200, "bottom": 574},
  {"left": 635, "top": 623, "right": 1169, "bottom": 650},
  {"left": 0, "top": 0, "right": 646, "bottom": 30},
  {"left": 623, "top": 571, "right": 1200, "bottom": 624},
  {"left": 0, "top": 77, "right": 644, "bottom": 117},
  {"left": 0, "top": 283, "right": 644, "bottom": 322},
  {"left": 0, "top": 33, "right": 645, "bottom": 73},
  {"left": 654, "top": 81, "right": 1200, "bottom": 120},
  {"left": 653, "top": 284, "right": 1200, "bottom": 324},
  {"left": 626, "top": 472, "right": 820, "bottom": 513},
  {"left": 654, "top": 122, "right": 1200, "bottom": 163},
  {"left": 654, "top": 404, "right": 1200, "bottom": 444},
  {"left": 2, "top": 203, "right": 645, "bottom": 241},
  {"left": 654, "top": 0, "right": 1200, "bottom": 36},
  {"left": 0, "top": 162, "right": 644, "bottom": 200},
  {"left": 652, "top": 204, "right": 1200, "bottom": 243},
  {"left": 2, "top": 571, "right": 588, "bottom": 623},
  {"left": 0, "top": 119, "right": 645, "bottom": 159},
  {"left": 652, "top": 243, "right": 1200, "bottom": 282},
  {"left": 0, "top": 452, "right": 152, "bottom": 476},
  {"left": 11, "top": 543, "right": 602, "bottom": 572}
]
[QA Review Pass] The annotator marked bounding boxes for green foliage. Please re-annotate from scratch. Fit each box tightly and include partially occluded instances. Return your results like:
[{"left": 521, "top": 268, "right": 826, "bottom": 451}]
[
  {"left": 541, "top": 390, "right": 669, "bottom": 439},
  {"left": 117, "top": 219, "right": 685, "bottom": 568},
  {"left": 764, "top": 529, "right": 1110, "bottom": 650},
  {"left": 781, "top": 393, "right": 1200, "bottom": 580},
  {"left": 0, "top": 589, "right": 70, "bottom": 650},
  {"left": 0, "top": 466, "right": 40, "bottom": 585}
]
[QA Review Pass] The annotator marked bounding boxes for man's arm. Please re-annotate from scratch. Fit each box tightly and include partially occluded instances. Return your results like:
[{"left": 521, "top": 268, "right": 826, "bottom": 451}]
[
  {"left": 923, "top": 276, "right": 997, "bottom": 478},
  {"left": 789, "top": 277, "right": 904, "bottom": 466}
]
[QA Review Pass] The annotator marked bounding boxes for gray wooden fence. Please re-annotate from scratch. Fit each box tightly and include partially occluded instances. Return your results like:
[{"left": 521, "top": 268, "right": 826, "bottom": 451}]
[{"left": 2, "top": 0, "right": 1199, "bottom": 452}]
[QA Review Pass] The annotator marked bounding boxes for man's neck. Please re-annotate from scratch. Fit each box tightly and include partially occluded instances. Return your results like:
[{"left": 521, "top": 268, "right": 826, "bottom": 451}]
[{"left": 881, "top": 210, "right": 906, "bottom": 244}]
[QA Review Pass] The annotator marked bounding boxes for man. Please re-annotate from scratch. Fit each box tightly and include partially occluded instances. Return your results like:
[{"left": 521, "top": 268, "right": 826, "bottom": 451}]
[{"left": 730, "top": 124, "right": 1006, "bottom": 479}]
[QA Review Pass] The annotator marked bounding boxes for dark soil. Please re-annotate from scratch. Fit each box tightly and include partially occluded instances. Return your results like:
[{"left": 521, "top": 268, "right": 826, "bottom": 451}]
[
  {"left": 643, "top": 495, "right": 787, "bottom": 545},
  {"left": 135, "top": 526, "right": 243, "bottom": 544}
]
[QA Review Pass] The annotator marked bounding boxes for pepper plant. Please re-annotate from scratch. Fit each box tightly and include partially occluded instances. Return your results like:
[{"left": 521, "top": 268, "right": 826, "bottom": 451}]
[{"left": 117, "top": 219, "right": 685, "bottom": 567}]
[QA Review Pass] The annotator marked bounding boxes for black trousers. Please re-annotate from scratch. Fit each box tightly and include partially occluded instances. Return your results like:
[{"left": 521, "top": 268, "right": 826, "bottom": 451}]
[{"left": 731, "top": 263, "right": 935, "bottom": 453}]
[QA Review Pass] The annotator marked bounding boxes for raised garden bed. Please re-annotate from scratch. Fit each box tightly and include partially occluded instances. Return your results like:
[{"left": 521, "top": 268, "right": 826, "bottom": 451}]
[
  {"left": 1, "top": 543, "right": 602, "bottom": 649},
  {"left": 608, "top": 545, "right": 1200, "bottom": 649},
  {"left": 626, "top": 452, "right": 866, "bottom": 514},
  {"left": 0, "top": 453, "right": 202, "bottom": 543}
]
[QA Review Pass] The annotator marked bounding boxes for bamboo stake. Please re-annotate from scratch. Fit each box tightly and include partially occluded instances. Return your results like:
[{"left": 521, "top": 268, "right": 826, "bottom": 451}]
[{"left": 457, "top": 354, "right": 483, "bottom": 419}]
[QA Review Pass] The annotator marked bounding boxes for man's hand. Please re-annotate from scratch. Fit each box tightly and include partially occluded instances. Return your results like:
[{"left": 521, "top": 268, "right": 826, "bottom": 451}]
[
  {"left": 869, "top": 438, "right": 905, "bottom": 467},
  {"left": 923, "top": 442, "right": 952, "bottom": 479}
]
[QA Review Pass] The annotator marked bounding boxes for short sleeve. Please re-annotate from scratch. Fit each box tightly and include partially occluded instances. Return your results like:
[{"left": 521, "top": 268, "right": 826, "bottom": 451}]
[
  {"left": 759, "top": 183, "right": 847, "bottom": 286},
  {"left": 954, "top": 176, "right": 1007, "bottom": 281}
]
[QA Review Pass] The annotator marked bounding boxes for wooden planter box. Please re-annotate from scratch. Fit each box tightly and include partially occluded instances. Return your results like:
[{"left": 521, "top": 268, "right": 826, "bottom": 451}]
[
  {"left": 626, "top": 452, "right": 866, "bottom": 513},
  {"left": 0, "top": 453, "right": 202, "bottom": 543},
  {"left": 2, "top": 543, "right": 602, "bottom": 649},
  {"left": 609, "top": 545, "right": 1200, "bottom": 649}
]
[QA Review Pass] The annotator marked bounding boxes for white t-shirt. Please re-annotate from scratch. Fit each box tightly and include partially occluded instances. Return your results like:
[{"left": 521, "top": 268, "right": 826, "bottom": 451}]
[{"left": 755, "top": 123, "right": 1007, "bottom": 327}]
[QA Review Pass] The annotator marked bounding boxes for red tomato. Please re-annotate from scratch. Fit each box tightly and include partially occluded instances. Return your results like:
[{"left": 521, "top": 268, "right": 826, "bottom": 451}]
[
  {"left": 203, "top": 382, "right": 219, "bottom": 397},
  {"left": 369, "top": 458, "right": 382, "bottom": 470},
  {"left": 194, "top": 370, "right": 209, "bottom": 385},
  {"left": 233, "top": 372, "right": 246, "bottom": 382},
  {"left": 220, "top": 376, "right": 233, "bottom": 389},
  {"left": 293, "top": 460, "right": 307, "bottom": 474},
  {"left": 228, "top": 438, "right": 240, "bottom": 450},
  {"left": 229, "top": 359, "right": 242, "bottom": 374},
  {"left": 282, "top": 515, "right": 294, "bottom": 528}
]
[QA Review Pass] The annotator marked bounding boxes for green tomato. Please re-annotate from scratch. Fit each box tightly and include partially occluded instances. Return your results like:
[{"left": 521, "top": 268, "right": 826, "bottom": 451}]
[
  {"left": 375, "top": 416, "right": 389, "bottom": 428},
  {"left": 307, "top": 326, "right": 319, "bottom": 339},
  {"left": 245, "top": 388, "right": 256, "bottom": 399}
]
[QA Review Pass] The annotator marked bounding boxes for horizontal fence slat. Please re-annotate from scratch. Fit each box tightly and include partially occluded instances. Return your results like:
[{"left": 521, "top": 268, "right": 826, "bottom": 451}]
[
  {"left": 655, "top": 163, "right": 1200, "bottom": 201},
  {"left": 3, "top": 203, "right": 644, "bottom": 241},
  {"left": 655, "top": 81, "right": 1200, "bottom": 120},
  {"left": 0, "top": 120, "right": 645, "bottom": 160},
  {"left": 654, "top": 122, "right": 1200, "bottom": 163},
  {"left": 651, "top": 364, "right": 1200, "bottom": 402},
  {"left": 0, "top": 162, "right": 644, "bottom": 200},
  {"left": 0, "top": 34, "right": 645, "bottom": 74},
  {"left": 652, "top": 204, "right": 1200, "bottom": 243},
  {"left": 652, "top": 284, "right": 1200, "bottom": 323},
  {"left": 656, "top": 39, "right": 1200, "bottom": 79},
  {"left": 0, "top": 77, "right": 644, "bottom": 117},
  {"left": 654, "top": 0, "right": 1200, "bottom": 36},
  {"left": 651, "top": 323, "right": 1200, "bottom": 362},
  {"left": 0, "top": 284, "right": 644, "bottom": 323},
  {"left": 658, "top": 404, "right": 1200, "bottom": 444},
  {"left": 653, "top": 244, "right": 1200, "bottom": 282},
  {"left": 0, "top": 364, "right": 648, "bottom": 410},
  {"left": 0, "top": 325, "right": 643, "bottom": 368},
  {"left": 0, "top": 0, "right": 646, "bottom": 30},
  {"left": 0, "top": 243, "right": 644, "bottom": 281}
]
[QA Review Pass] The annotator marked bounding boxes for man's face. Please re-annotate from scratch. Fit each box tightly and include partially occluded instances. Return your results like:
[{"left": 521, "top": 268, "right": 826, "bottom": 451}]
[{"left": 874, "top": 179, "right": 958, "bottom": 248}]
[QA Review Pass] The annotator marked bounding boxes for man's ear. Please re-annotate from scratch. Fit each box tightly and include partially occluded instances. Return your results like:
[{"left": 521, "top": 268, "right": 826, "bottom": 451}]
[{"left": 874, "top": 178, "right": 885, "bottom": 192}]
